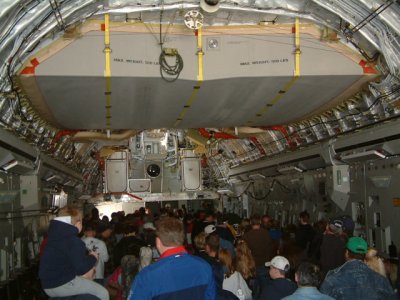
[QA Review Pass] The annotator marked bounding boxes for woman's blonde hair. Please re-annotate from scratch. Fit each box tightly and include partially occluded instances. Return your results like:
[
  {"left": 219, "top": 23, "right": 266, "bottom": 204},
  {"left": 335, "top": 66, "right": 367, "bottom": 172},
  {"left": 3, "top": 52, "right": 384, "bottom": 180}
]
[
  {"left": 219, "top": 249, "right": 234, "bottom": 278},
  {"left": 365, "top": 248, "right": 386, "bottom": 277},
  {"left": 235, "top": 240, "right": 256, "bottom": 280},
  {"left": 194, "top": 232, "right": 207, "bottom": 250}
]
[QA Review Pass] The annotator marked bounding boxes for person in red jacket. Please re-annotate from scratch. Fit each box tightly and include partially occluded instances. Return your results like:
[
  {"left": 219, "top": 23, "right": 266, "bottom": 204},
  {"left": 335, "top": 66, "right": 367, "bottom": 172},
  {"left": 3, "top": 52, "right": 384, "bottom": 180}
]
[{"left": 128, "top": 217, "right": 216, "bottom": 300}]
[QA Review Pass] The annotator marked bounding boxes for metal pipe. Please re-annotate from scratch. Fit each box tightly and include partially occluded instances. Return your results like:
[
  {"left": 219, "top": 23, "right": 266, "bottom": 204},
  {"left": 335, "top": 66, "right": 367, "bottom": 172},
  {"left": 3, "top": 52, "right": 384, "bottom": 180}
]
[
  {"left": 0, "top": 208, "right": 51, "bottom": 214},
  {"left": 363, "top": 162, "right": 369, "bottom": 243},
  {"left": 0, "top": 213, "right": 48, "bottom": 220}
]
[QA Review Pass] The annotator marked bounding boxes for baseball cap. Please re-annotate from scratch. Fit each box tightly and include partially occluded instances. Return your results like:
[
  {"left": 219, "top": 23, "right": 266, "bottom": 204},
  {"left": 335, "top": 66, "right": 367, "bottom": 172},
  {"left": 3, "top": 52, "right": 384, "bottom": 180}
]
[
  {"left": 339, "top": 215, "right": 355, "bottom": 233},
  {"left": 329, "top": 219, "right": 343, "bottom": 234},
  {"left": 265, "top": 256, "right": 290, "bottom": 272},
  {"left": 143, "top": 222, "right": 156, "bottom": 230},
  {"left": 330, "top": 219, "right": 343, "bottom": 229},
  {"left": 346, "top": 237, "right": 368, "bottom": 254},
  {"left": 204, "top": 224, "right": 216, "bottom": 235}
]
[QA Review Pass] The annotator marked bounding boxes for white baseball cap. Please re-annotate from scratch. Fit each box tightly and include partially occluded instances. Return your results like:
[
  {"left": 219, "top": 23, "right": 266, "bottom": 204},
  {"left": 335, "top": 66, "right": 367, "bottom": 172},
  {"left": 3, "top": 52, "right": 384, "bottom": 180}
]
[
  {"left": 143, "top": 222, "right": 156, "bottom": 230},
  {"left": 204, "top": 224, "right": 216, "bottom": 235},
  {"left": 265, "top": 256, "right": 290, "bottom": 272}
]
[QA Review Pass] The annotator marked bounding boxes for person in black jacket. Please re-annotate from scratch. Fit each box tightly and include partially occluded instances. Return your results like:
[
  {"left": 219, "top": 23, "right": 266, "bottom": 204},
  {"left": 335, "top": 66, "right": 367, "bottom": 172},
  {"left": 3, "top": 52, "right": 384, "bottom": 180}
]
[
  {"left": 260, "top": 256, "right": 297, "bottom": 300},
  {"left": 39, "top": 206, "right": 109, "bottom": 300},
  {"left": 319, "top": 219, "right": 346, "bottom": 277},
  {"left": 113, "top": 223, "right": 147, "bottom": 267},
  {"left": 295, "top": 211, "right": 315, "bottom": 251}
]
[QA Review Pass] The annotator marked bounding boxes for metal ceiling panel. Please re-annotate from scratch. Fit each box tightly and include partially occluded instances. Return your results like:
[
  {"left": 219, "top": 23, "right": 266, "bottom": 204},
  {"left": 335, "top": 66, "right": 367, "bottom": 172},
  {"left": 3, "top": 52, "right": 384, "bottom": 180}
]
[
  {"left": 24, "top": 73, "right": 364, "bottom": 129},
  {"left": 19, "top": 26, "right": 370, "bottom": 130}
]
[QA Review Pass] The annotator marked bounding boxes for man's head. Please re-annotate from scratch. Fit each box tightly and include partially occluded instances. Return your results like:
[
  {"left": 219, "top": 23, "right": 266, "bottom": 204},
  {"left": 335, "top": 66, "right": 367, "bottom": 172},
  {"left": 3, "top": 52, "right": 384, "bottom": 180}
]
[
  {"left": 345, "top": 236, "right": 368, "bottom": 260},
  {"left": 155, "top": 217, "right": 184, "bottom": 254},
  {"left": 250, "top": 214, "right": 261, "bottom": 228},
  {"left": 122, "top": 223, "right": 137, "bottom": 236},
  {"left": 97, "top": 222, "right": 113, "bottom": 239},
  {"left": 327, "top": 219, "right": 343, "bottom": 235},
  {"left": 299, "top": 211, "right": 310, "bottom": 224},
  {"left": 295, "top": 262, "right": 322, "bottom": 287},
  {"left": 83, "top": 222, "right": 97, "bottom": 237},
  {"left": 261, "top": 215, "right": 271, "bottom": 229},
  {"left": 111, "top": 212, "right": 118, "bottom": 221},
  {"left": 205, "top": 211, "right": 215, "bottom": 223},
  {"left": 91, "top": 207, "right": 99, "bottom": 219},
  {"left": 266, "top": 256, "right": 290, "bottom": 279}
]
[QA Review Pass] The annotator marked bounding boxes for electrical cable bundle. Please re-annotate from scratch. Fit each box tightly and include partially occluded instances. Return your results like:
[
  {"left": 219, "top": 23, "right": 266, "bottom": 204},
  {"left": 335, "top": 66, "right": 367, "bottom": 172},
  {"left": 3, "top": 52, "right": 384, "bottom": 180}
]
[{"left": 159, "top": 48, "right": 184, "bottom": 82}]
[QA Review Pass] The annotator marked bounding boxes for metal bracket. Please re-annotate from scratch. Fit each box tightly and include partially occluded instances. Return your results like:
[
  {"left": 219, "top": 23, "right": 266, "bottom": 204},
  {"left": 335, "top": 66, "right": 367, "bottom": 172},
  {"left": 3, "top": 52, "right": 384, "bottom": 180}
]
[{"left": 320, "top": 139, "right": 343, "bottom": 166}]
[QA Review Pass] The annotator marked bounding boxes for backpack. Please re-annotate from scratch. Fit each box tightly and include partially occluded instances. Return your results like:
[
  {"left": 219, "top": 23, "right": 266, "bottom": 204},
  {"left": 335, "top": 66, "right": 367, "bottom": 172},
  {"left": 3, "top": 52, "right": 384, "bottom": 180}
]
[{"left": 222, "top": 271, "right": 252, "bottom": 300}]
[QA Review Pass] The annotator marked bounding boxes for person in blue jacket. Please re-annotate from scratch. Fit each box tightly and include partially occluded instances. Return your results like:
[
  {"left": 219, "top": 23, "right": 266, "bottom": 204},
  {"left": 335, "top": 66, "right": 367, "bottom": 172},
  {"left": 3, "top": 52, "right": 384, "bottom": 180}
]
[
  {"left": 282, "top": 262, "right": 334, "bottom": 300},
  {"left": 320, "top": 236, "right": 396, "bottom": 300},
  {"left": 128, "top": 217, "right": 216, "bottom": 300},
  {"left": 39, "top": 206, "right": 109, "bottom": 300}
]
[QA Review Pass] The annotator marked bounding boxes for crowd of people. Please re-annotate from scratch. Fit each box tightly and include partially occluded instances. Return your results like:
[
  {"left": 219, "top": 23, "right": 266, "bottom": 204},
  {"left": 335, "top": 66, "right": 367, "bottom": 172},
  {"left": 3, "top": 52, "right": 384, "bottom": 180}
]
[{"left": 38, "top": 205, "right": 399, "bottom": 300}]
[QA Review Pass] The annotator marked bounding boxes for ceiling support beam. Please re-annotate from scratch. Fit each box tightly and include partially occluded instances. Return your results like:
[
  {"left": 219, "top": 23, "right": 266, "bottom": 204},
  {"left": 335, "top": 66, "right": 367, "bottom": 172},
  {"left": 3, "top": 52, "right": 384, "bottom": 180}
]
[
  {"left": 0, "top": 128, "right": 83, "bottom": 181},
  {"left": 228, "top": 118, "right": 400, "bottom": 176}
]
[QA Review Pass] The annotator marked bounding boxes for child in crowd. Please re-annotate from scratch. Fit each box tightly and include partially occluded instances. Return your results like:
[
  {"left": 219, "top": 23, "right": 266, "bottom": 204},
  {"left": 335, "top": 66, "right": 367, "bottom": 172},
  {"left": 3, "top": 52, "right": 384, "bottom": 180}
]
[{"left": 39, "top": 206, "right": 109, "bottom": 300}]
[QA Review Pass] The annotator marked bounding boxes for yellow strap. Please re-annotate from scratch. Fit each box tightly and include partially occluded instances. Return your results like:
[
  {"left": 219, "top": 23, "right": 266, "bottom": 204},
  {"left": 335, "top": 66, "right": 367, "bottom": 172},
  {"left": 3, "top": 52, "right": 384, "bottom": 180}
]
[
  {"left": 174, "top": 28, "right": 204, "bottom": 127},
  {"left": 247, "top": 18, "right": 301, "bottom": 124},
  {"left": 104, "top": 14, "right": 112, "bottom": 128},
  {"left": 294, "top": 17, "right": 301, "bottom": 77},
  {"left": 197, "top": 27, "right": 203, "bottom": 82}
]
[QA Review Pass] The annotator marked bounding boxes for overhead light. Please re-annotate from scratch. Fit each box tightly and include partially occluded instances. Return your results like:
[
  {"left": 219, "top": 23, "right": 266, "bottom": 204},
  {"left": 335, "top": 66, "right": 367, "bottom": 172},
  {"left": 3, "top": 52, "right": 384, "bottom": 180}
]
[
  {"left": 368, "top": 176, "right": 391, "bottom": 188},
  {"left": 45, "top": 175, "right": 57, "bottom": 182},
  {"left": 249, "top": 173, "right": 266, "bottom": 180},
  {"left": 341, "top": 150, "right": 386, "bottom": 162},
  {"left": 200, "top": 0, "right": 220, "bottom": 13},
  {"left": 277, "top": 166, "right": 303, "bottom": 174},
  {"left": 1, "top": 159, "right": 34, "bottom": 173},
  {"left": 217, "top": 189, "right": 234, "bottom": 195},
  {"left": 228, "top": 177, "right": 242, "bottom": 184},
  {"left": 63, "top": 180, "right": 76, "bottom": 186}
]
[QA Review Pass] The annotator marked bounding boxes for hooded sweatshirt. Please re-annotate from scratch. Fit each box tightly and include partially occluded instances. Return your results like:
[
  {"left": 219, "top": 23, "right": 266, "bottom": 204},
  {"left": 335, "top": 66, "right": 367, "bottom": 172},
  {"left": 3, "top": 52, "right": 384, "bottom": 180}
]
[{"left": 39, "top": 220, "right": 97, "bottom": 289}]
